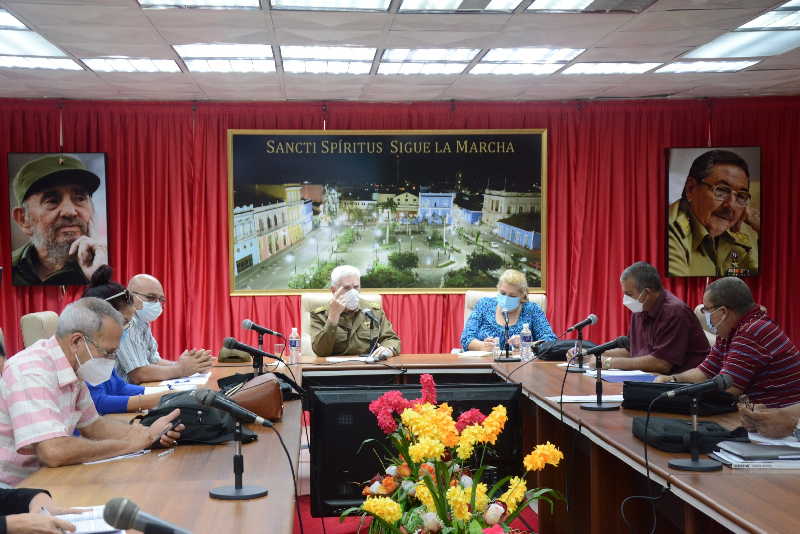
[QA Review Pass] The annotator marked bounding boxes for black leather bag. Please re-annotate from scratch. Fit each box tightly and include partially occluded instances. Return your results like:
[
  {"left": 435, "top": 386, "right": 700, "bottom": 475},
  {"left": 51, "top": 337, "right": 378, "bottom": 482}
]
[
  {"left": 135, "top": 391, "right": 257, "bottom": 445},
  {"left": 632, "top": 415, "right": 747, "bottom": 453},
  {"left": 534, "top": 339, "right": 598, "bottom": 361},
  {"left": 622, "top": 381, "right": 738, "bottom": 415}
]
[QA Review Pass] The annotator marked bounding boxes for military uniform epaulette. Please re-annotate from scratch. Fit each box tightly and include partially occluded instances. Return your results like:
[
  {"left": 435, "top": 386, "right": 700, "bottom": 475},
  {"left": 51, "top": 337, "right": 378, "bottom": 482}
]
[
  {"left": 313, "top": 305, "right": 329, "bottom": 313},
  {"left": 369, "top": 301, "right": 382, "bottom": 310}
]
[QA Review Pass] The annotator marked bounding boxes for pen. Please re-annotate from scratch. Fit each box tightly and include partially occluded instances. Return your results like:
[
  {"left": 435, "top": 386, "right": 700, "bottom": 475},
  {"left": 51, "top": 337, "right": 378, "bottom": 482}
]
[{"left": 158, "top": 448, "right": 176, "bottom": 457}]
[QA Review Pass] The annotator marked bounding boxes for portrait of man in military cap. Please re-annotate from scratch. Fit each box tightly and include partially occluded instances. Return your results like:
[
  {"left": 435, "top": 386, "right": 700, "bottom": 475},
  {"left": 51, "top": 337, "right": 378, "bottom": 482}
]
[
  {"left": 666, "top": 147, "right": 760, "bottom": 278},
  {"left": 8, "top": 153, "right": 109, "bottom": 286}
]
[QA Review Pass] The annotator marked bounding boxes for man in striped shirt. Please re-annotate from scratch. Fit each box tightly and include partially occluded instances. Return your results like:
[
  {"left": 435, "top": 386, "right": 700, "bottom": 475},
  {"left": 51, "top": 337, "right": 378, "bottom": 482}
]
[
  {"left": 655, "top": 277, "right": 800, "bottom": 408},
  {"left": 0, "top": 298, "right": 183, "bottom": 486}
]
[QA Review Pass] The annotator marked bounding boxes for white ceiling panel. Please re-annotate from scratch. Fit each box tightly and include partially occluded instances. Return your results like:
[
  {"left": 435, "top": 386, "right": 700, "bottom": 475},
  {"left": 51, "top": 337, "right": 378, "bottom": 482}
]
[{"left": 0, "top": 1, "right": 796, "bottom": 101}]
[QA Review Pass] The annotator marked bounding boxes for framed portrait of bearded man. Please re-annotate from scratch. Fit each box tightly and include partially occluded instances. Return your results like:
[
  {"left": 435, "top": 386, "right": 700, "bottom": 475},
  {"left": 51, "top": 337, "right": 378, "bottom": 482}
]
[
  {"left": 666, "top": 147, "right": 760, "bottom": 278},
  {"left": 8, "top": 153, "right": 109, "bottom": 286}
]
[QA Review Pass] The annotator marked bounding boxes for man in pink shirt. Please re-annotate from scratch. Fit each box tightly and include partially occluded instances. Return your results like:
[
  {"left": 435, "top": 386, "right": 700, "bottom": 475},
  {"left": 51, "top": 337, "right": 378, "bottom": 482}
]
[{"left": 0, "top": 297, "right": 183, "bottom": 486}]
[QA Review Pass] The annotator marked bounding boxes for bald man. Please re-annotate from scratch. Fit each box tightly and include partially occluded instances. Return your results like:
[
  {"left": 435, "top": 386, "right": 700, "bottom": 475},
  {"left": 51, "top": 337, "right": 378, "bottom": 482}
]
[{"left": 115, "top": 274, "right": 212, "bottom": 384}]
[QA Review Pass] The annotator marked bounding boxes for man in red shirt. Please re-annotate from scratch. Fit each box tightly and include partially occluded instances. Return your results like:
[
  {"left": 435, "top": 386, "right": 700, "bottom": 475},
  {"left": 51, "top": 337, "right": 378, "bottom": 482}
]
[
  {"left": 655, "top": 277, "right": 800, "bottom": 409},
  {"left": 585, "top": 261, "right": 709, "bottom": 373}
]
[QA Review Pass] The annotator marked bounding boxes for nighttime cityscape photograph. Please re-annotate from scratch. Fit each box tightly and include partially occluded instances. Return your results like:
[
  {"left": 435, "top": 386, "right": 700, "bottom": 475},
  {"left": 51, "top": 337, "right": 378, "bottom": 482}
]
[{"left": 229, "top": 131, "right": 545, "bottom": 292}]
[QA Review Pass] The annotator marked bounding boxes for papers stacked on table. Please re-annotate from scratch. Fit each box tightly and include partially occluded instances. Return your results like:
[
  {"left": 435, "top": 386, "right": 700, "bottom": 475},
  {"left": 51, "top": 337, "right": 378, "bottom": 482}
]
[
  {"left": 58, "top": 506, "right": 122, "bottom": 534},
  {"left": 159, "top": 372, "right": 211, "bottom": 387},
  {"left": 711, "top": 439, "right": 800, "bottom": 469}
]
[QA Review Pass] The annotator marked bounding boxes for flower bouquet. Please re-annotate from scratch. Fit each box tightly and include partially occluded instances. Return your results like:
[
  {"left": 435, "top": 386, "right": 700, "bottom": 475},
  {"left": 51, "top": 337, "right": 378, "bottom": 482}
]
[{"left": 340, "top": 374, "right": 563, "bottom": 534}]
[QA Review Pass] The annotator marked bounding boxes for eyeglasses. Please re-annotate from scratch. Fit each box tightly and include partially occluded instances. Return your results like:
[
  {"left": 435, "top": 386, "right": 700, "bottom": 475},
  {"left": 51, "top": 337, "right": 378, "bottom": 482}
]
[
  {"left": 131, "top": 290, "right": 167, "bottom": 304},
  {"left": 104, "top": 289, "right": 133, "bottom": 306},
  {"left": 83, "top": 336, "right": 117, "bottom": 359},
  {"left": 699, "top": 305, "right": 722, "bottom": 315},
  {"left": 699, "top": 180, "right": 751, "bottom": 207}
]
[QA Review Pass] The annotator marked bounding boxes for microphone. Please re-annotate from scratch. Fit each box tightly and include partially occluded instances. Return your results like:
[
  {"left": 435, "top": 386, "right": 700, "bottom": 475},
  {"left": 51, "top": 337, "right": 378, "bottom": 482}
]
[
  {"left": 241, "top": 319, "right": 283, "bottom": 338},
  {"left": 566, "top": 314, "right": 598, "bottom": 333},
  {"left": 223, "top": 337, "right": 284, "bottom": 364},
  {"left": 194, "top": 389, "right": 273, "bottom": 428},
  {"left": 665, "top": 374, "right": 733, "bottom": 399},
  {"left": 103, "top": 497, "right": 192, "bottom": 534},
  {"left": 584, "top": 336, "right": 629, "bottom": 357},
  {"left": 362, "top": 308, "right": 380, "bottom": 325},
  {"left": 502, "top": 310, "right": 510, "bottom": 325}
]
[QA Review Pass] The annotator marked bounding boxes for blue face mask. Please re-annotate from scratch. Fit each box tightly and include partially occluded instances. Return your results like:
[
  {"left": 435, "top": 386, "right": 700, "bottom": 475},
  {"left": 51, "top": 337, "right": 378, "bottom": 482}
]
[{"left": 496, "top": 293, "right": 521, "bottom": 312}]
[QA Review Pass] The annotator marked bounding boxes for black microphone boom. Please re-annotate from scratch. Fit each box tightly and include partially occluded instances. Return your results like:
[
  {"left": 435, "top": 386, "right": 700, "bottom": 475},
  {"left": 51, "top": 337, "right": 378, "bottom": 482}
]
[
  {"left": 584, "top": 336, "right": 629, "bottom": 357},
  {"left": 194, "top": 389, "right": 273, "bottom": 428},
  {"left": 241, "top": 319, "right": 283, "bottom": 338},
  {"left": 665, "top": 373, "right": 733, "bottom": 398},
  {"left": 223, "top": 337, "right": 284, "bottom": 364},
  {"left": 566, "top": 314, "right": 598, "bottom": 333},
  {"left": 104, "top": 497, "right": 192, "bottom": 534},
  {"left": 362, "top": 308, "right": 380, "bottom": 325}
]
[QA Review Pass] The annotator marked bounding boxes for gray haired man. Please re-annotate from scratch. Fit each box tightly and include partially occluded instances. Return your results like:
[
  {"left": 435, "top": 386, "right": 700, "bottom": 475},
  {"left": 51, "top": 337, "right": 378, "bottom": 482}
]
[{"left": 0, "top": 298, "right": 183, "bottom": 486}]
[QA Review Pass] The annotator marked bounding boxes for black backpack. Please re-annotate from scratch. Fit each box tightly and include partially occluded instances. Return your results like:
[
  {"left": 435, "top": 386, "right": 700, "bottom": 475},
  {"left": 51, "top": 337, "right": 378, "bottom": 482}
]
[
  {"left": 135, "top": 391, "right": 257, "bottom": 445},
  {"left": 534, "top": 339, "right": 598, "bottom": 361},
  {"left": 632, "top": 415, "right": 747, "bottom": 453}
]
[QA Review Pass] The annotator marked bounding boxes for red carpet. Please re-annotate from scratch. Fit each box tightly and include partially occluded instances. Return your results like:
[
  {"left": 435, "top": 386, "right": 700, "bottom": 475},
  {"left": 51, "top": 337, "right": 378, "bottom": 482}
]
[{"left": 292, "top": 495, "right": 539, "bottom": 534}]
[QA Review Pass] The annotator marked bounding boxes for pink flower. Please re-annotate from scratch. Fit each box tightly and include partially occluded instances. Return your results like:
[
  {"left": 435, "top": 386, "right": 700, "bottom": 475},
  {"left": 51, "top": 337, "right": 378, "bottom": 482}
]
[
  {"left": 456, "top": 408, "right": 487, "bottom": 432},
  {"left": 369, "top": 391, "right": 412, "bottom": 417},
  {"left": 420, "top": 374, "right": 437, "bottom": 405},
  {"left": 483, "top": 525, "right": 505, "bottom": 534},
  {"left": 376, "top": 409, "right": 398, "bottom": 434}
]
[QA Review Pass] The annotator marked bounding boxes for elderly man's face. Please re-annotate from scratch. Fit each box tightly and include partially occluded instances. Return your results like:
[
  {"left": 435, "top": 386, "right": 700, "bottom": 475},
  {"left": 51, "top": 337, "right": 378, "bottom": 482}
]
[
  {"left": 13, "top": 184, "right": 93, "bottom": 256},
  {"left": 332, "top": 274, "right": 360, "bottom": 294},
  {"left": 685, "top": 164, "right": 749, "bottom": 238}
]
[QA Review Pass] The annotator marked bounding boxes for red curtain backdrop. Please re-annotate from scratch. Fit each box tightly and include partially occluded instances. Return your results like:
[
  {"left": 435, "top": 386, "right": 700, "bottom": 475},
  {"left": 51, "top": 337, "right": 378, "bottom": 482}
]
[{"left": 1, "top": 97, "right": 797, "bottom": 357}]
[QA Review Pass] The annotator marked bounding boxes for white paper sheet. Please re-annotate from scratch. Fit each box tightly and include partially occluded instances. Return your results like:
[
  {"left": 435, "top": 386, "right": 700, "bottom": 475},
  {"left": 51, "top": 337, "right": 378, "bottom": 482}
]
[
  {"left": 748, "top": 432, "right": 800, "bottom": 448},
  {"left": 545, "top": 395, "right": 625, "bottom": 403},
  {"left": 57, "top": 506, "right": 121, "bottom": 534},
  {"left": 84, "top": 449, "right": 150, "bottom": 465},
  {"left": 159, "top": 372, "right": 211, "bottom": 387}
]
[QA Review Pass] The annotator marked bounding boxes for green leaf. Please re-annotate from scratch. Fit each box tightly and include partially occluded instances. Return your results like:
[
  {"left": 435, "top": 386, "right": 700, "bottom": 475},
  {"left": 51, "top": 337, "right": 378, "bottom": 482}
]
[
  {"left": 339, "top": 507, "right": 364, "bottom": 521},
  {"left": 503, "top": 488, "right": 563, "bottom": 524},
  {"left": 487, "top": 475, "right": 513, "bottom": 499},
  {"left": 422, "top": 473, "right": 449, "bottom": 526},
  {"left": 468, "top": 519, "right": 485, "bottom": 534}
]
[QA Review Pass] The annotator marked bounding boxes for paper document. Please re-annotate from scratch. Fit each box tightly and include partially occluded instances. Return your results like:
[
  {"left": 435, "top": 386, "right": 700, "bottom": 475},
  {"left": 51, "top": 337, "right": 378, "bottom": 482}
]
[
  {"left": 458, "top": 351, "right": 493, "bottom": 358},
  {"left": 711, "top": 450, "right": 800, "bottom": 469},
  {"left": 748, "top": 432, "right": 800, "bottom": 448},
  {"left": 84, "top": 449, "right": 150, "bottom": 465},
  {"left": 326, "top": 356, "right": 370, "bottom": 363},
  {"left": 145, "top": 384, "right": 197, "bottom": 394},
  {"left": 545, "top": 395, "right": 624, "bottom": 403},
  {"left": 159, "top": 372, "right": 211, "bottom": 387},
  {"left": 57, "top": 506, "right": 121, "bottom": 534},
  {"left": 585, "top": 369, "right": 653, "bottom": 377}
]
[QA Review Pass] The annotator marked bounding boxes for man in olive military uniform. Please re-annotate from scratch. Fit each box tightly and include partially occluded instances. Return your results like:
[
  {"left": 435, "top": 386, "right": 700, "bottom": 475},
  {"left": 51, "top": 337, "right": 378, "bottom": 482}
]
[
  {"left": 310, "top": 265, "right": 401, "bottom": 358},
  {"left": 668, "top": 149, "right": 759, "bottom": 277},
  {"left": 11, "top": 154, "right": 107, "bottom": 286}
]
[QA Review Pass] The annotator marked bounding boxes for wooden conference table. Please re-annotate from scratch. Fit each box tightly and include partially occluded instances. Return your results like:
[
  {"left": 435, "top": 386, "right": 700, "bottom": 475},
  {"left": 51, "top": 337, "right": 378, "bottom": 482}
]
[
  {"left": 21, "top": 355, "right": 800, "bottom": 534},
  {"left": 22, "top": 364, "right": 303, "bottom": 534}
]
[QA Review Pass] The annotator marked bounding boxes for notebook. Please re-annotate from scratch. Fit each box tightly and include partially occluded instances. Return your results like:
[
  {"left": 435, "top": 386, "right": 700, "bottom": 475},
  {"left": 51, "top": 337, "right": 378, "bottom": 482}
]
[
  {"left": 57, "top": 506, "right": 122, "bottom": 534},
  {"left": 717, "top": 440, "right": 800, "bottom": 461}
]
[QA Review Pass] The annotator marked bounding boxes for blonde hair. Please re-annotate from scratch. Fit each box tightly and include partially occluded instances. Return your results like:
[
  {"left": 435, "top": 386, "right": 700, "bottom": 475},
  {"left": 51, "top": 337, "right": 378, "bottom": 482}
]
[{"left": 498, "top": 269, "right": 528, "bottom": 301}]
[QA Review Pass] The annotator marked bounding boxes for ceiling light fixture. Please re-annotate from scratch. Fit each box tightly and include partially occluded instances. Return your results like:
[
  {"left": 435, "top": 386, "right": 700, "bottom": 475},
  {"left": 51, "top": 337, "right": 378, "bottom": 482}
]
[
  {"left": 0, "top": 9, "right": 27, "bottom": 29},
  {"left": 470, "top": 63, "right": 563, "bottom": 75},
  {"left": 528, "top": 0, "right": 593, "bottom": 11},
  {"left": 399, "top": 0, "right": 522, "bottom": 12},
  {"left": 271, "top": 0, "right": 391, "bottom": 11},
  {"left": 0, "top": 56, "right": 82, "bottom": 70},
  {"left": 378, "top": 62, "right": 467, "bottom": 75},
  {"left": 83, "top": 57, "right": 181, "bottom": 73},
  {"left": 283, "top": 59, "right": 371, "bottom": 74},
  {"left": 138, "top": 0, "right": 261, "bottom": 8},
  {"left": 655, "top": 60, "right": 758, "bottom": 73},
  {"left": 280, "top": 45, "right": 376, "bottom": 62},
  {"left": 184, "top": 58, "right": 276, "bottom": 72},
  {"left": 174, "top": 43, "right": 273, "bottom": 58},
  {"left": 686, "top": 30, "right": 800, "bottom": 58},
  {"left": 483, "top": 47, "right": 584, "bottom": 63},
  {"left": 382, "top": 48, "right": 480, "bottom": 62},
  {"left": 0, "top": 29, "right": 66, "bottom": 57}
]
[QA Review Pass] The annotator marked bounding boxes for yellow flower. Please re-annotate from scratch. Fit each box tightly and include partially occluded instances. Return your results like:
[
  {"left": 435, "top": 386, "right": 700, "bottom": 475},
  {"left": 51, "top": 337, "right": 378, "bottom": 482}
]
[
  {"left": 409, "top": 437, "right": 445, "bottom": 463},
  {"left": 416, "top": 481, "right": 436, "bottom": 512},
  {"left": 473, "top": 482, "right": 489, "bottom": 512},
  {"left": 499, "top": 476, "right": 527, "bottom": 513},
  {"left": 446, "top": 485, "right": 471, "bottom": 521},
  {"left": 362, "top": 496, "right": 402, "bottom": 524},
  {"left": 536, "top": 441, "right": 564, "bottom": 467},
  {"left": 456, "top": 423, "right": 484, "bottom": 460},
  {"left": 401, "top": 403, "right": 459, "bottom": 447},
  {"left": 523, "top": 450, "right": 546, "bottom": 472},
  {"left": 479, "top": 405, "right": 508, "bottom": 445}
]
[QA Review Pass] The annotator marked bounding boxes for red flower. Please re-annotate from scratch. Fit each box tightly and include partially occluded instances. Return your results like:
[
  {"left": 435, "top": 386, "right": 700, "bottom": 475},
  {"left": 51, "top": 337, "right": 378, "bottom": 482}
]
[
  {"left": 376, "top": 409, "right": 398, "bottom": 434},
  {"left": 420, "top": 374, "right": 437, "bottom": 405},
  {"left": 483, "top": 525, "right": 505, "bottom": 534},
  {"left": 456, "top": 408, "right": 487, "bottom": 432},
  {"left": 369, "top": 390, "right": 412, "bottom": 417}
]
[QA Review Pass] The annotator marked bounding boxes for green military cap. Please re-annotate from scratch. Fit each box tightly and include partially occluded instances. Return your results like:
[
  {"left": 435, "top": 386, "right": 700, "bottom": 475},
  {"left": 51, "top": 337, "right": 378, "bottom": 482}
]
[{"left": 13, "top": 154, "right": 100, "bottom": 206}]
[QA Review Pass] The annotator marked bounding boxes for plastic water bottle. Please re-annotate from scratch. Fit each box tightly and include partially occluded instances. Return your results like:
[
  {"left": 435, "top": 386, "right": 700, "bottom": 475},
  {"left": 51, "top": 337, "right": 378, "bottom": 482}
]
[
  {"left": 288, "top": 327, "right": 301, "bottom": 364},
  {"left": 520, "top": 323, "right": 533, "bottom": 362}
]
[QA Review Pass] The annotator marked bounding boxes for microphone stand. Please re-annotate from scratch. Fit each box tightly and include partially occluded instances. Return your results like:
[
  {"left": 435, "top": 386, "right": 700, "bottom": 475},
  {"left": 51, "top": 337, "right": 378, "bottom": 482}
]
[
  {"left": 210, "top": 421, "right": 270, "bottom": 500},
  {"left": 668, "top": 395, "right": 722, "bottom": 472},
  {"left": 566, "top": 328, "right": 587, "bottom": 373},
  {"left": 253, "top": 333, "right": 265, "bottom": 376},
  {"left": 494, "top": 312, "right": 520, "bottom": 362},
  {"left": 580, "top": 353, "right": 620, "bottom": 411}
]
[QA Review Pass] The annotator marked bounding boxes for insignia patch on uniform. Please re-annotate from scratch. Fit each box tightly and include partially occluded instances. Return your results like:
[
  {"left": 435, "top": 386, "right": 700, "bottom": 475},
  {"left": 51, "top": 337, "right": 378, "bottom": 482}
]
[{"left": 313, "top": 305, "right": 328, "bottom": 313}]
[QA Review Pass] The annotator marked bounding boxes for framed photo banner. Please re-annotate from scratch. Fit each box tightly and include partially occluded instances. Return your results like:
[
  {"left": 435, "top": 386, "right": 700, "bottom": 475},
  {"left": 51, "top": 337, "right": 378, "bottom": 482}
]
[{"left": 228, "top": 129, "right": 547, "bottom": 295}]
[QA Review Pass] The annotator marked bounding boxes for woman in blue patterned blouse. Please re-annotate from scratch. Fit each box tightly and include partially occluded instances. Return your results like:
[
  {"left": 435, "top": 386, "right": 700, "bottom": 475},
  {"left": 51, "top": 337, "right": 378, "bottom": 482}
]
[{"left": 461, "top": 269, "right": 556, "bottom": 352}]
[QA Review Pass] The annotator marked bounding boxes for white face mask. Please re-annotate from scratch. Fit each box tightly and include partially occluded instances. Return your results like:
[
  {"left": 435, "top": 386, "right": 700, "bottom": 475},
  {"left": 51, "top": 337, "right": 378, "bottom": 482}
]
[
  {"left": 137, "top": 300, "right": 163, "bottom": 323},
  {"left": 623, "top": 292, "right": 645, "bottom": 314},
  {"left": 343, "top": 288, "right": 360, "bottom": 311},
  {"left": 704, "top": 308, "right": 724, "bottom": 335},
  {"left": 76, "top": 338, "right": 116, "bottom": 386}
]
